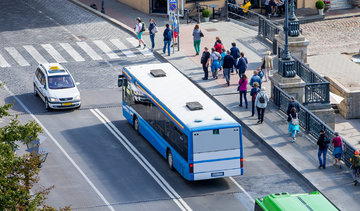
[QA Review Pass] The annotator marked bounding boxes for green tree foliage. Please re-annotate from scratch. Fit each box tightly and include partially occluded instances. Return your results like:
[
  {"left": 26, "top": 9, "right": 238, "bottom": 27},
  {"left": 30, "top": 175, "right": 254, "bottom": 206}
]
[{"left": 0, "top": 85, "right": 70, "bottom": 210}]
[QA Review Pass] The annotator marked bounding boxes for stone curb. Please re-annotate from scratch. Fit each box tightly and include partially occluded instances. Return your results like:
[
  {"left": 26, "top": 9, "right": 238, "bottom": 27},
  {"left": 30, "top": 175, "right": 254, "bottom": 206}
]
[{"left": 68, "top": 0, "right": 335, "bottom": 203}]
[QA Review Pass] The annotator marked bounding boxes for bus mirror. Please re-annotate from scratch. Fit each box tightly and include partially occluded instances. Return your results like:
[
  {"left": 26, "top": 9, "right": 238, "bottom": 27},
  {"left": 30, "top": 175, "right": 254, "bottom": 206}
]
[{"left": 118, "top": 75, "right": 125, "bottom": 87}]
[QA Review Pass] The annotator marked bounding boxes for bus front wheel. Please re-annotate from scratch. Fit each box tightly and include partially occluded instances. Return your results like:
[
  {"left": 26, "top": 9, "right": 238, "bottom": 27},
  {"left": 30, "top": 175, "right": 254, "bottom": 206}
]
[
  {"left": 133, "top": 116, "right": 139, "bottom": 133},
  {"left": 167, "top": 150, "right": 174, "bottom": 170}
]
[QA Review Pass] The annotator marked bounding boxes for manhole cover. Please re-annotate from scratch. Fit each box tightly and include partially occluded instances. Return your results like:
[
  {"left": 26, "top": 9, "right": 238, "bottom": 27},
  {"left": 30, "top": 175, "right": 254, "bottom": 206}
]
[{"left": 205, "top": 28, "right": 218, "bottom": 32}]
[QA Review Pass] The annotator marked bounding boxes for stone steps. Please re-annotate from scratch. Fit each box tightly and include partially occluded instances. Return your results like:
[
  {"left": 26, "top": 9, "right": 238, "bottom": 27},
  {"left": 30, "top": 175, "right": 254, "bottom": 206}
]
[{"left": 329, "top": 0, "right": 353, "bottom": 10}]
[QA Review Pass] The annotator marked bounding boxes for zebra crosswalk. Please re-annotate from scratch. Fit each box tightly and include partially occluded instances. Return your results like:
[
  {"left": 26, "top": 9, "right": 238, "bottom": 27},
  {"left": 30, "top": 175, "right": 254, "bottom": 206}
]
[{"left": 0, "top": 39, "right": 153, "bottom": 68}]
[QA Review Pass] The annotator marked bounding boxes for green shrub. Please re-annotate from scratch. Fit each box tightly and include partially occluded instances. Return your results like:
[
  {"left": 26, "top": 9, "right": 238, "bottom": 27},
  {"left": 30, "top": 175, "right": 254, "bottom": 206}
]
[
  {"left": 316, "top": 0, "right": 325, "bottom": 9},
  {"left": 202, "top": 9, "right": 211, "bottom": 18}
]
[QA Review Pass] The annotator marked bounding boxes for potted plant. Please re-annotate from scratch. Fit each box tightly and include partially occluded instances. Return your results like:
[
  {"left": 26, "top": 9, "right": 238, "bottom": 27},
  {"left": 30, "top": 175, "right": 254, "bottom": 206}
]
[
  {"left": 315, "top": 0, "right": 325, "bottom": 15},
  {"left": 324, "top": 0, "right": 331, "bottom": 12},
  {"left": 202, "top": 9, "right": 211, "bottom": 22}
]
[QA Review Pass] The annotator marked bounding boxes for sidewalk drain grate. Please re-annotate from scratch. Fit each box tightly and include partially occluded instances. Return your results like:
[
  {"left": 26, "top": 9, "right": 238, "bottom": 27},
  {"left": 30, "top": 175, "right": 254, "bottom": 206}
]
[{"left": 205, "top": 28, "right": 218, "bottom": 32}]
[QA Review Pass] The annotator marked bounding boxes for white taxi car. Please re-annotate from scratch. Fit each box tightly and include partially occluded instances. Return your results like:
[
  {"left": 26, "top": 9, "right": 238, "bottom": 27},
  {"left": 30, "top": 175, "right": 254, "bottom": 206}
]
[{"left": 33, "top": 63, "right": 81, "bottom": 110}]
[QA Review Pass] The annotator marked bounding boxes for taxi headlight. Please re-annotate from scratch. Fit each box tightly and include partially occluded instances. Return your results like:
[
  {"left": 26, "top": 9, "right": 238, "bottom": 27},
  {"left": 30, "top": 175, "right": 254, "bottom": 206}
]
[
  {"left": 74, "top": 95, "right": 81, "bottom": 100},
  {"left": 48, "top": 97, "right": 58, "bottom": 102}
]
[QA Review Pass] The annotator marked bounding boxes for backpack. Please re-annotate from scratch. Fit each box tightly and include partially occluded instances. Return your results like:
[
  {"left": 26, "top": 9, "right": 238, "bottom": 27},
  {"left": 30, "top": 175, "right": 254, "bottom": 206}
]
[
  {"left": 141, "top": 22, "right": 146, "bottom": 32},
  {"left": 291, "top": 114, "right": 299, "bottom": 125},
  {"left": 259, "top": 93, "right": 265, "bottom": 104},
  {"left": 352, "top": 156, "right": 360, "bottom": 168}
]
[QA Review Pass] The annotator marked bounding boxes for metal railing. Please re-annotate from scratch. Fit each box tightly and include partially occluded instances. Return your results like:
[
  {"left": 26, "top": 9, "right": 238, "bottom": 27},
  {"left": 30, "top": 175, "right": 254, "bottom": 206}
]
[{"left": 273, "top": 84, "right": 355, "bottom": 167}]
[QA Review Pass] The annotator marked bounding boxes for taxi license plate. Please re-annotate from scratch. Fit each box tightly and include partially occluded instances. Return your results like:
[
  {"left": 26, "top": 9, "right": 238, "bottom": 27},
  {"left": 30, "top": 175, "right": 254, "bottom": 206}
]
[
  {"left": 62, "top": 102, "right": 72, "bottom": 106},
  {"left": 211, "top": 172, "right": 224, "bottom": 177}
]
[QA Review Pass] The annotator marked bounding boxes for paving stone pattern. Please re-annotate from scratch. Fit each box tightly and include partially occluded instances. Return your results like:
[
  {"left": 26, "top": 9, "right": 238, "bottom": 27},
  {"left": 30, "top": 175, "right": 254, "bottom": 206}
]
[{"left": 301, "top": 17, "right": 360, "bottom": 55}]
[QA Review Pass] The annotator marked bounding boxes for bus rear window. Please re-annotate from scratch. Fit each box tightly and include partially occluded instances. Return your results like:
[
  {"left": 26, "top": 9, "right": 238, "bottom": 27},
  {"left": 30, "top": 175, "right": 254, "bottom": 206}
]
[{"left": 193, "top": 128, "right": 240, "bottom": 153}]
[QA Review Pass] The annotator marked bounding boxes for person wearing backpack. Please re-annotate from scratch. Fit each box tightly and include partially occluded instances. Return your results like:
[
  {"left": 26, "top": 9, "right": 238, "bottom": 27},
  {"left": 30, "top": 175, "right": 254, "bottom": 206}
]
[
  {"left": 148, "top": 18, "right": 157, "bottom": 52},
  {"left": 317, "top": 130, "right": 330, "bottom": 169},
  {"left": 287, "top": 107, "right": 300, "bottom": 142},
  {"left": 255, "top": 87, "right": 268, "bottom": 124},
  {"left": 236, "top": 52, "right": 248, "bottom": 76},
  {"left": 163, "top": 24, "right": 172, "bottom": 56},
  {"left": 350, "top": 150, "right": 360, "bottom": 186},
  {"left": 134, "top": 17, "right": 146, "bottom": 49},
  {"left": 250, "top": 71, "right": 262, "bottom": 89},
  {"left": 250, "top": 82, "right": 260, "bottom": 117}
]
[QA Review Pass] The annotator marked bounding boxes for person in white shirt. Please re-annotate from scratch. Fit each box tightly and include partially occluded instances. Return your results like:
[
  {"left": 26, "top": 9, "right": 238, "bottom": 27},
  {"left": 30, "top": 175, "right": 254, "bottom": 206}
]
[{"left": 134, "top": 17, "right": 146, "bottom": 49}]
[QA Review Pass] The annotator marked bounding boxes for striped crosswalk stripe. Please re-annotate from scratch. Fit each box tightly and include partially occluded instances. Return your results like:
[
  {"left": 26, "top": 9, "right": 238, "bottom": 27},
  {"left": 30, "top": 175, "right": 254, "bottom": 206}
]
[
  {"left": 93, "top": 40, "right": 120, "bottom": 60},
  {"left": 126, "top": 37, "right": 153, "bottom": 56},
  {"left": 4, "top": 47, "right": 30, "bottom": 66},
  {"left": 42, "top": 44, "right": 67, "bottom": 63},
  {"left": 76, "top": 42, "right": 102, "bottom": 60},
  {"left": 110, "top": 39, "right": 136, "bottom": 58},
  {"left": 0, "top": 53, "right": 10, "bottom": 67},
  {"left": 59, "top": 43, "right": 85, "bottom": 62},
  {"left": 23, "top": 45, "right": 48, "bottom": 64}
]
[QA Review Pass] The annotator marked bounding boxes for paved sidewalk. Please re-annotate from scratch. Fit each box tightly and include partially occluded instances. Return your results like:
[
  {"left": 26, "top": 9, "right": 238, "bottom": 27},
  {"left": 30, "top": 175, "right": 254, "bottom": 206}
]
[{"left": 72, "top": 0, "right": 360, "bottom": 210}]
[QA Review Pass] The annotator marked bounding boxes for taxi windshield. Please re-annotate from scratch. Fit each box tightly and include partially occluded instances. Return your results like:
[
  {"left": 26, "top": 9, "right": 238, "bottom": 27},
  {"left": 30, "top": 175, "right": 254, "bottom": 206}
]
[{"left": 48, "top": 75, "right": 75, "bottom": 89}]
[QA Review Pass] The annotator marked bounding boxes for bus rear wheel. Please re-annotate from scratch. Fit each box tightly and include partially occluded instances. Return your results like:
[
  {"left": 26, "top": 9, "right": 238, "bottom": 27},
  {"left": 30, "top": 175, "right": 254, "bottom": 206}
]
[
  {"left": 167, "top": 150, "right": 174, "bottom": 170},
  {"left": 133, "top": 116, "right": 139, "bottom": 133}
]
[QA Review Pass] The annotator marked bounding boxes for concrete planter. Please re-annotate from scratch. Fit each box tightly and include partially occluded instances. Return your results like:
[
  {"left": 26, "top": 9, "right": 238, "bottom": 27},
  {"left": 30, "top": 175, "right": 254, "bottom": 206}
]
[
  {"left": 203, "top": 17, "right": 210, "bottom": 22},
  {"left": 318, "top": 9, "right": 324, "bottom": 15}
]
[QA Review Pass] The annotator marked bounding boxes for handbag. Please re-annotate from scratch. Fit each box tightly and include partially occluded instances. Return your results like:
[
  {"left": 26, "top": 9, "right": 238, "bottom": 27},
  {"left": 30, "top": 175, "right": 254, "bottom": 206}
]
[
  {"left": 151, "top": 26, "right": 158, "bottom": 34},
  {"left": 200, "top": 31, "right": 204, "bottom": 37}
]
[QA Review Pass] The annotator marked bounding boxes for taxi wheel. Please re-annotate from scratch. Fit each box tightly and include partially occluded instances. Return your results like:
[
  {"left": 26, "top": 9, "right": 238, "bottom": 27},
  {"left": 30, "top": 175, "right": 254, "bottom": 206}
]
[
  {"left": 167, "top": 149, "right": 174, "bottom": 170},
  {"left": 45, "top": 99, "right": 51, "bottom": 111},
  {"left": 33, "top": 85, "right": 38, "bottom": 96}
]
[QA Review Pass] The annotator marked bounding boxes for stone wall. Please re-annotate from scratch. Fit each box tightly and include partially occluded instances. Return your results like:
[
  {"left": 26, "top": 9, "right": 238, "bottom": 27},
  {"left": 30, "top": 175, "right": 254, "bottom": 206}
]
[
  {"left": 117, "top": 0, "right": 150, "bottom": 14},
  {"left": 326, "top": 76, "right": 360, "bottom": 119}
]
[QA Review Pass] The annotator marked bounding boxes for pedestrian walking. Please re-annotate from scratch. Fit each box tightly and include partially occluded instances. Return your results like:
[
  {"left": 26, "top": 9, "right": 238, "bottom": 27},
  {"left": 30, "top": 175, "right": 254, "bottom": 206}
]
[
  {"left": 257, "top": 67, "right": 264, "bottom": 80},
  {"left": 287, "top": 96, "right": 300, "bottom": 115},
  {"left": 261, "top": 50, "right": 273, "bottom": 81},
  {"left": 192, "top": 24, "right": 202, "bottom": 55},
  {"left": 148, "top": 18, "right": 157, "bottom": 52},
  {"left": 134, "top": 17, "right": 146, "bottom": 49},
  {"left": 214, "top": 36, "right": 221, "bottom": 47},
  {"left": 214, "top": 40, "right": 224, "bottom": 54},
  {"left": 238, "top": 74, "right": 248, "bottom": 108},
  {"left": 163, "top": 24, "right": 172, "bottom": 56},
  {"left": 230, "top": 42, "right": 240, "bottom": 74},
  {"left": 222, "top": 50, "right": 235, "bottom": 86},
  {"left": 255, "top": 87, "right": 269, "bottom": 124},
  {"left": 350, "top": 150, "right": 360, "bottom": 186},
  {"left": 171, "top": 16, "right": 178, "bottom": 47},
  {"left": 210, "top": 48, "right": 221, "bottom": 79},
  {"left": 250, "top": 71, "right": 262, "bottom": 89},
  {"left": 317, "top": 130, "right": 330, "bottom": 169},
  {"left": 200, "top": 47, "right": 211, "bottom": 80},
  {"left": 250, "top": 82, "right": 260, "bottom": 116},
  {"left": 287, "top": 107, "right": 300, "bottom": 142},
  {"left": 220, "top": 48, "right": 227, "bottom": 70},
  {"left": 237, "top": 52, "right": 248, "bottom": 76},
  {"left": 332, "top": 132, "right": 343, "bottom": 169}
]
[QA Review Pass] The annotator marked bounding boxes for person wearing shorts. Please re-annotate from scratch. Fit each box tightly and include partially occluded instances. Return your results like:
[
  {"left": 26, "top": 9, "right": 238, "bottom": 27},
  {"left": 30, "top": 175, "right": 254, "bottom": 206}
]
[{"left": 134, "top": 17, "right": 146, "bottom": 49}]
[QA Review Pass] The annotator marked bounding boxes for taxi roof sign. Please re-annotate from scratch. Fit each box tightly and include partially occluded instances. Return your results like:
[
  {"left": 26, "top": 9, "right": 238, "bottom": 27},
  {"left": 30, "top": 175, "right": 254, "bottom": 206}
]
[{"left": 49, "top": 66, "right": 60, "bottom": 70}]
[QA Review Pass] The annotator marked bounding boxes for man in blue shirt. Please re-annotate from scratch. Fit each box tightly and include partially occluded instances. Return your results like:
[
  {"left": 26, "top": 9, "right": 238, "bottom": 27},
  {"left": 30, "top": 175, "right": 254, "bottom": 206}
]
[
  {"left": 250, "top": 70, "right": 262, "bottom": 88},
  {"left": 230, "top": 42, "right": 240, "bottom": 74}
]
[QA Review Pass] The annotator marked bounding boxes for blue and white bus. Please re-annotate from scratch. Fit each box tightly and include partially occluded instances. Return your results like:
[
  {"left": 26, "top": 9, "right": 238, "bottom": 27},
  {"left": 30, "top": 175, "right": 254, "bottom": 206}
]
[{"left": 118, "top": 63, "right": 243, "bottom": 181}]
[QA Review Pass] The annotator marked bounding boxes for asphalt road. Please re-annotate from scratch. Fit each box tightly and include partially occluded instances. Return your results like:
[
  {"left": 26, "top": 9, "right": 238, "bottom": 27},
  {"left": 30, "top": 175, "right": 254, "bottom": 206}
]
[{"left": 0, "top": 0, "right": 312, "bottom": 210}]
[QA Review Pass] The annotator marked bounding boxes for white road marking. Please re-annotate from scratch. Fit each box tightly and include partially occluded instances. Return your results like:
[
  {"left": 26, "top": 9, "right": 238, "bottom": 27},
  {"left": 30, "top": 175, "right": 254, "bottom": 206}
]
[
  {"left": 93, "top": 40, "right": 120, "bottom": 60},
  {"left": 42, "top": 44, "right": 67, "bottom": 63},
  {"left": 23, "top": 45, "right": 48, "bottom": 64},
  {"left": 0, "top": 82, "right": 115, "bottom": 211},
  {"left": 0, "top": 53, "right": 10, "bottom": 67},
  {"left": 59, "top": 43, "right": 85, "bottom": 62},
  {"left": 110, "top": 39, "right": 136, "bottom": 58},
  {"left": 4, "top": 47, "right": 30, "bottom": 66},
  {"left": 229, "top": 177, "right": 255, "bottom": 202},
  {"left": 126, "top": 37, "right": 153, "bottom": 56},
  {"left": 90, "top": 109, "right": 192, "bottom": 211},
  {"left": 76, "top": 42, "right": 102, "bottom": 60}
]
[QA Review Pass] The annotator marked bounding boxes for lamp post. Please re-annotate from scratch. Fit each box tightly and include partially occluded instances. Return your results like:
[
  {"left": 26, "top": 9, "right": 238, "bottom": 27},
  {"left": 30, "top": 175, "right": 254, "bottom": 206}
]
[
  {"left": 278, "top": 0, "right": 296, "bottom": 78},
  {"left": 101, "top": 0, "right": 105, "bottom": 14}
]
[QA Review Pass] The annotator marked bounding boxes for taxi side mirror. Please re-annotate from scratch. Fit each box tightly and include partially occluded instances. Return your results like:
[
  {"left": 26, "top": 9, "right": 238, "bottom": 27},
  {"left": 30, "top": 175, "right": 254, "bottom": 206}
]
[{"left": 118, "top": 75, "right": 125, "bottom": 87}]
